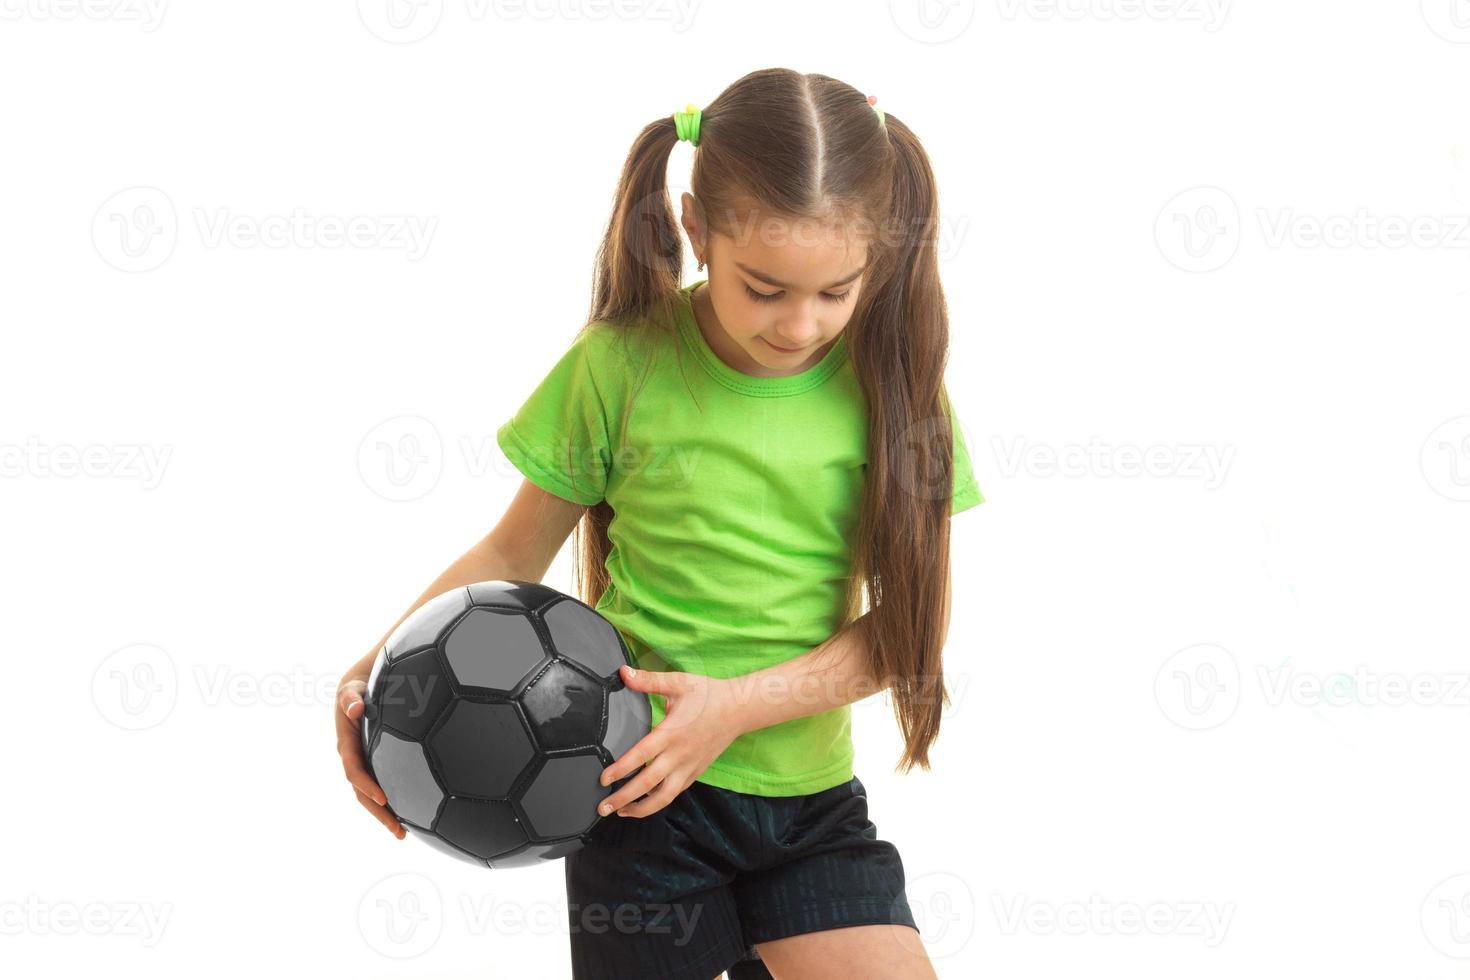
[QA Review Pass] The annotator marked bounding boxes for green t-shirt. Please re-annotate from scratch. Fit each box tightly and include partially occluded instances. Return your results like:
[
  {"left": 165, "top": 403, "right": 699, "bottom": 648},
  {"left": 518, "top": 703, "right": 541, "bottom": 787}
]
[{"left": 497, "top": 279, "right": 983, "bottom": 796}]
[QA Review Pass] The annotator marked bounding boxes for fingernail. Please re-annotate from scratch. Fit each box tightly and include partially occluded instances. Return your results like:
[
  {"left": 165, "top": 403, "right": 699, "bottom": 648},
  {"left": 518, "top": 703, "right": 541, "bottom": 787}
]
[{"left": 599, "top": 803, "right": 612, "bottom": 815}]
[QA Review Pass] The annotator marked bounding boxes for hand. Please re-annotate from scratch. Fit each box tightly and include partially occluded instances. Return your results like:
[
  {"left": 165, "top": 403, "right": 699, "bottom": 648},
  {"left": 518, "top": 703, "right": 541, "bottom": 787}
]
[
  {"left": 596, "top": 664, "right": 744, "bottom": 820},
  {"left": 336, "top": 677, "right": 405, "bottom": 839}
]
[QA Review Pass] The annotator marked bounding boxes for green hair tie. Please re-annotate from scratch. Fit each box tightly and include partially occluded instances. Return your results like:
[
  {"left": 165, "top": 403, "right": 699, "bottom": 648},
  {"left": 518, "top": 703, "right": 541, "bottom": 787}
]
[{"left": 673, "top": 103, "right": 701, "bottom": 146}]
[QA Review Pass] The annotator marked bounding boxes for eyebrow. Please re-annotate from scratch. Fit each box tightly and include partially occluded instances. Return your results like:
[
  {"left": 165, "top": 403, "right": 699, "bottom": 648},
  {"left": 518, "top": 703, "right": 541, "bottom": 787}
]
[{"left": 734, "top": 262, "right": 867, "bottom": 291}]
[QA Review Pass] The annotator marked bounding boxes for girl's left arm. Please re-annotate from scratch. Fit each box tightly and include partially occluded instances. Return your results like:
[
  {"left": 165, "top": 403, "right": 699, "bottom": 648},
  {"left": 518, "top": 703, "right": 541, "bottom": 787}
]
[
  {"left": 598, "top": 570, "right": 952, "bottom": 818},
  {"left": 732, "top": 566, "right": 953, "bottom": 734}
]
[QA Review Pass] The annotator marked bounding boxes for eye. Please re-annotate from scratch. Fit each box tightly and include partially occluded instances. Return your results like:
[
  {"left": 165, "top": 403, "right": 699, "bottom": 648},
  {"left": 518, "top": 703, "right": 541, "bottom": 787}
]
[{"left": 743, "top": 285, "right": 854, "bottom": 304}]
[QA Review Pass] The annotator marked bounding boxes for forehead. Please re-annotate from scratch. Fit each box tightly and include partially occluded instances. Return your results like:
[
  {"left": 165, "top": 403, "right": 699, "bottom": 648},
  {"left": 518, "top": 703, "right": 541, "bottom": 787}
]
[{"left": 713, "top": 206, "right": 870, "bottom": 285}]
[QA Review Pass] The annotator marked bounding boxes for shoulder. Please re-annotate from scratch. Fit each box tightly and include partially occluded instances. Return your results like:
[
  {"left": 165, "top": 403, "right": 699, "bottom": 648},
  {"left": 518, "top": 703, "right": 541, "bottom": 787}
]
[{"left": 577, "top": 313, "right": 673, "bottom": 376}]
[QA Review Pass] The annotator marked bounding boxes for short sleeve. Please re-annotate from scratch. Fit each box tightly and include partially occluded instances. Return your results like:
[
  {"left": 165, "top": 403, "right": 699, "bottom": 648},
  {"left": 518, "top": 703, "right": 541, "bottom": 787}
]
[
  {"left": 496, "top": 328, "right": 613, "bottom": 507},
  {"left": 946, "top": 389, "right": 985, "bottom": 517}
]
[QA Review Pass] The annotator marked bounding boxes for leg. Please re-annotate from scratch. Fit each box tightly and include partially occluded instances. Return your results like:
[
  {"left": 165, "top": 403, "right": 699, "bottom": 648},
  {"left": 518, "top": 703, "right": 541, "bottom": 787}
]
[{"left": 755, "top": 923, "right": 937, "bottom": 980}]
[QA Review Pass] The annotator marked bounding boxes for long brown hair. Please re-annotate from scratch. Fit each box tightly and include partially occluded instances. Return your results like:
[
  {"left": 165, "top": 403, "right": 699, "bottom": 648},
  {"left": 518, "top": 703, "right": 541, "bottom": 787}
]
[{"left": 571, "top": 68, "right": 961, "bottom": 773}]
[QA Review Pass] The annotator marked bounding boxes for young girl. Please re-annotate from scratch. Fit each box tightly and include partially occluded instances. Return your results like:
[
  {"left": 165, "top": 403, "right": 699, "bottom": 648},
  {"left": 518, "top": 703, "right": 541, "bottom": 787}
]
[{"left": 335, "top": 67, "right": 983, "bottom": 980}]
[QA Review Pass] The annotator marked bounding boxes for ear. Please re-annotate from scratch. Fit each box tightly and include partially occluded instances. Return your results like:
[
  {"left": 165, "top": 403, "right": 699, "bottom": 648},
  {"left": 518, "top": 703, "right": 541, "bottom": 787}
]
[{"left": 679, "top": 192, "right": 706, "bottom": 257}]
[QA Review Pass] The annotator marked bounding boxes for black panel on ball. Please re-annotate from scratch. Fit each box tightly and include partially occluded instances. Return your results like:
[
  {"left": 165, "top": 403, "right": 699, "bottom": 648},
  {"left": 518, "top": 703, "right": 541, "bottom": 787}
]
[
  {"left": 522, "top": 659, "right": 607, "bottom": 750},
  {"left": 429, "top": 701, "right": 536, "bottom": 800},
  {"left": 435, "top": 797, "right": 528, "bottom": 860},
  {"left": 374, "top": 648, "right": 452, "bottom": 741},
  {"left": 466, "top": 579, "right": 563, "bottom": 613}
]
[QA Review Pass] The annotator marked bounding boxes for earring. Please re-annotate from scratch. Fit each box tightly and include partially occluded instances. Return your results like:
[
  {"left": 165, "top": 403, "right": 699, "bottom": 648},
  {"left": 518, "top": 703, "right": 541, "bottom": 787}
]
[{"left": 697, "top": 258, "right": 705, "bottom": 271}]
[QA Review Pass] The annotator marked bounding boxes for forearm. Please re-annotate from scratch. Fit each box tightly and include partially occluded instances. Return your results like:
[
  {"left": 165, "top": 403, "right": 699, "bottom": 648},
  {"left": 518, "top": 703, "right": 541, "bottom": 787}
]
[
  {"left": 729, "top": 613, "right": 890, "bottom": 735},
  {"left": 341, "top": 539, "right": 532, "bottom": 685},
  {"left": 728, "top": 576, "right": 953, "bottom": 735}
]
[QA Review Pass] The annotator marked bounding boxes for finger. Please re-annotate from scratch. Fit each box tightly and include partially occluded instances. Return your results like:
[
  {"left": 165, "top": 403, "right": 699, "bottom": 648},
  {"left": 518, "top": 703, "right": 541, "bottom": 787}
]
[
  {"left": 356, "top": 788, "right": 405, "bottom": 838},
  {"left": 616, "top": 775, "right": 685, "bottom": 819},
  {"left": 598, "top": 760, "right": 668, "bottom": 817},
  {"left": 338, "top": 681, "right": 366, "bottom": 721},
  {"left": 339, "top": 739, "right": 387, "bottom": 805},
  {"left": 620, "top": 664, "right": 676, "bottom": 693},
  {"left": 599, "top": 732, "right": 664, "bottom": 787}
]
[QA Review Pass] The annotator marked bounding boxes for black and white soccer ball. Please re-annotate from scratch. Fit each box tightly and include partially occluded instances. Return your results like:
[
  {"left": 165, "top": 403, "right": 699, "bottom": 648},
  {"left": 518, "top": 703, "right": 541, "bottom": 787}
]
[{"left": 361, "top": 580, "right": 650, "bottom": 868}]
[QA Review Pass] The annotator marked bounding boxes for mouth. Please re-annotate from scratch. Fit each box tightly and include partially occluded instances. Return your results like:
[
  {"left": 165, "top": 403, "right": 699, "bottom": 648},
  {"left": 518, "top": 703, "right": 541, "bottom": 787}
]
[{"left": 762, "top": 338, "right": 807, "bottom": 354}]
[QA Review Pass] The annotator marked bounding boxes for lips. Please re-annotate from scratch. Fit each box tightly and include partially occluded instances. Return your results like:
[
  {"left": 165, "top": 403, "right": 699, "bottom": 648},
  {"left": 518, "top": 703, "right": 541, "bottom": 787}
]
[{"left": 764, "top": 338, "right": 805, "bottom": 354}]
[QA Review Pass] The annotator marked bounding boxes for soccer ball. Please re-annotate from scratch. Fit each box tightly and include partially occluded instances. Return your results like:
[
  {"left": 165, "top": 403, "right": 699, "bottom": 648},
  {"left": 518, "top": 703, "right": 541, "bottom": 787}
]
[{"left": 361, "top": 580, "right": 650, "bottom": 868}]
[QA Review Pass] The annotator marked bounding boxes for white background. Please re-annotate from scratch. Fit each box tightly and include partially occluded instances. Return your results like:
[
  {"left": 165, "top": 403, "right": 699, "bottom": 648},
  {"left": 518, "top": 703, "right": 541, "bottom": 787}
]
[{"left": 3, "top": 1, "right": 1470, "bottom": 977}]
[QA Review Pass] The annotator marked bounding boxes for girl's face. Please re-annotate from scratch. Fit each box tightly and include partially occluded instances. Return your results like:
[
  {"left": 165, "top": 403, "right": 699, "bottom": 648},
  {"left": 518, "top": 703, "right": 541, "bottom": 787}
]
[{"left": 682, "top": 196, "right": 869, "bottom": 378}]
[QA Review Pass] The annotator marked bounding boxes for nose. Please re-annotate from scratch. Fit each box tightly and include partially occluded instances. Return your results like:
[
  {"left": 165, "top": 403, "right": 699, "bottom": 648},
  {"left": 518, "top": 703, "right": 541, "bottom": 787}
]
[{"left": 775, "top": 307, "right": 821, "bottom": 347}]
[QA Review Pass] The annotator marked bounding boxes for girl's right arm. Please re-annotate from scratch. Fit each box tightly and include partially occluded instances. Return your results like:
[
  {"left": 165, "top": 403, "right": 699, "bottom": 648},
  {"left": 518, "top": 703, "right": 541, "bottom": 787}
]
[{"left": 335, "top": 478, "right": 587, "bottom": 838}]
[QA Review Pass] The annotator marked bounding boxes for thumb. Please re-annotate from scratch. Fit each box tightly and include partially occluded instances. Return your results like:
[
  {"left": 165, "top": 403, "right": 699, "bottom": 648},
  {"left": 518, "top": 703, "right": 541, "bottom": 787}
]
[{"left": 620, "top": 663, "right": 675, "bottom": 693}]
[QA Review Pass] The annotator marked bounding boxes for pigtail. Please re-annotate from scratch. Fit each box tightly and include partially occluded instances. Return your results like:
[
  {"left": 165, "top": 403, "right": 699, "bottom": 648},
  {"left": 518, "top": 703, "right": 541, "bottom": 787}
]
[
  {"left": 574, "top": 115, "right": 691, "bottom": 611},
  {"left": 841, "top": 111, "right": 958, "bottom": 773}
]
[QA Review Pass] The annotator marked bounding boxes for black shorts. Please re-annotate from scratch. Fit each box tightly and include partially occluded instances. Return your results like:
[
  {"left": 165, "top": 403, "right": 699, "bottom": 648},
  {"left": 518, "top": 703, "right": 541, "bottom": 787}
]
[{"left": 562, "top": 774, "right": 917, "bottom": 980}]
